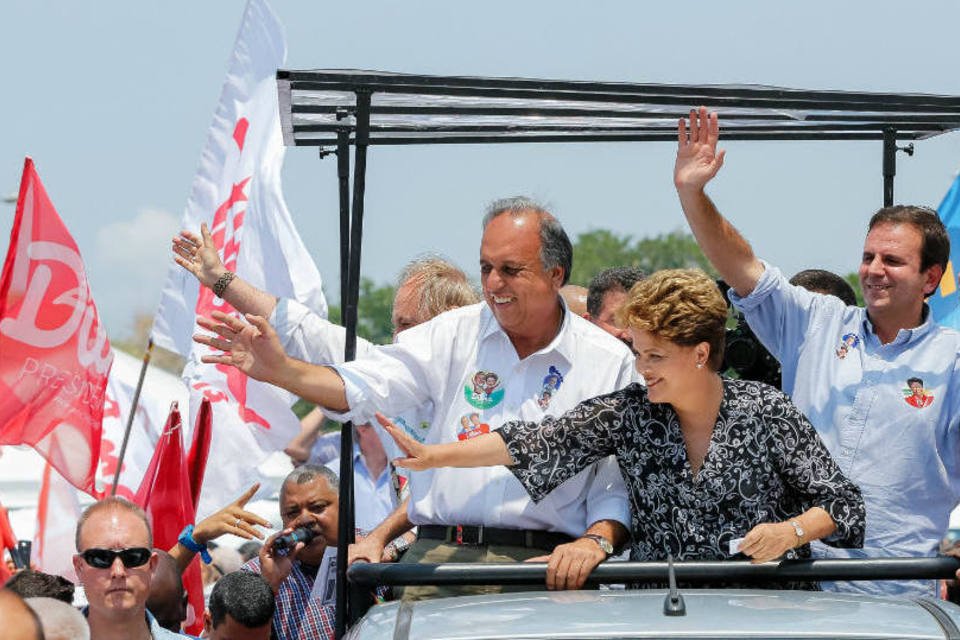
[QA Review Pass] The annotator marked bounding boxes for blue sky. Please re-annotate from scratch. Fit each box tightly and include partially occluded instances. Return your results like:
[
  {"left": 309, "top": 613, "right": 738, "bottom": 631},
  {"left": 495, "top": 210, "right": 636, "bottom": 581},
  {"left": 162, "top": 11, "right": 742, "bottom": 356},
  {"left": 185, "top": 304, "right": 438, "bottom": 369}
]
[{"left": 2, "top": 1, "right": 959, "bottom": 341}]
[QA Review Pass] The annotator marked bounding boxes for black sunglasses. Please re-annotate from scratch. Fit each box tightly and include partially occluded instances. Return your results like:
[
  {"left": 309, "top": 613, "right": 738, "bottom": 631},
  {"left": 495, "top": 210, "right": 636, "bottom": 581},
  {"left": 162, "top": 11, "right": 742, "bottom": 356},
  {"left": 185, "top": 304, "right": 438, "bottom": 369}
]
[{"left": 80, "top": 547, "right": 152, "bottom": 569}]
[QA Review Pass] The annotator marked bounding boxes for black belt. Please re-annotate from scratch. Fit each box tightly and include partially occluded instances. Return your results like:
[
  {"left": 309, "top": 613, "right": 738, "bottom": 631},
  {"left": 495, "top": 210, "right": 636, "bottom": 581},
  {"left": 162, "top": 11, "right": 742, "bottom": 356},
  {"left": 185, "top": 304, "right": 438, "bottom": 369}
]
[{"left": 419, "top": 524, "right": 574, "bottom": 550}]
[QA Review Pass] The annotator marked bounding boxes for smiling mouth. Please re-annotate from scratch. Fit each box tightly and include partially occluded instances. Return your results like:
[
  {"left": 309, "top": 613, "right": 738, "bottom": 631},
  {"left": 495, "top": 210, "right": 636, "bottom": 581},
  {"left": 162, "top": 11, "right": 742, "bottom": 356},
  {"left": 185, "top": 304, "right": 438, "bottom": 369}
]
[{"left": 491, "top": 295, "right": 513, "bottom": 304}]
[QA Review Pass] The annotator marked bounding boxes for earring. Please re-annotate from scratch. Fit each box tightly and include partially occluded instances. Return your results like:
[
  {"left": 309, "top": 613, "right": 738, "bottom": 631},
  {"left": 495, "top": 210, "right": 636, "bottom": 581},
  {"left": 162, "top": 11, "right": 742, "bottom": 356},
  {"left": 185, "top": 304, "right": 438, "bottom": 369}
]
[{"left": 696, "top": 362, "right": 703, "bottom": 369}]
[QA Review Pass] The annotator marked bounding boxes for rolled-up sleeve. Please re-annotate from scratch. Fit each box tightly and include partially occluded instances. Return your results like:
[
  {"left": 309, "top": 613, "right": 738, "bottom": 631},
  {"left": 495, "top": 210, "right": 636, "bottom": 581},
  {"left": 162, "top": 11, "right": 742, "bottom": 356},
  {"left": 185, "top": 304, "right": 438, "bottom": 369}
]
[{"left": 270, "top": 297, "right": 377, "bottom": 364}]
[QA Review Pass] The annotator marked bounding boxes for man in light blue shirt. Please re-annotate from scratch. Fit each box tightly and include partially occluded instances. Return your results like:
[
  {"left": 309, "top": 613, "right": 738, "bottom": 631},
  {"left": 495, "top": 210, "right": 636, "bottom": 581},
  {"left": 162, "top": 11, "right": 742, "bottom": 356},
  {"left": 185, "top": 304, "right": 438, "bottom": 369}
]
[{"left": 672, "top": 107, "right": 960, "bottom": 598}]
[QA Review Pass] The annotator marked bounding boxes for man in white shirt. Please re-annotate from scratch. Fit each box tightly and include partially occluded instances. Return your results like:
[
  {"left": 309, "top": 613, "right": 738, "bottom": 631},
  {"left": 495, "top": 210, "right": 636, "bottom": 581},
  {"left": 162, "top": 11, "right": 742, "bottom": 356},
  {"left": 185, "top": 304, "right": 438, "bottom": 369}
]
[{"left": 197, "top": 197, "right": 639, "bottom": 595}]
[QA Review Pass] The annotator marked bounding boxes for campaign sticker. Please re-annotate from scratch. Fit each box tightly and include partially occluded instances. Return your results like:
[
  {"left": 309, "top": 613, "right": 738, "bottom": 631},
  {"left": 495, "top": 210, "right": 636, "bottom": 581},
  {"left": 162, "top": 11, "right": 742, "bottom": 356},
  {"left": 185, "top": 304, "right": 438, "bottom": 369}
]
[
  {"left": 456, "top": 412, "right": 490, "bottom": 441},
  {"left": 835, "top": 333, "right": 860, "bottom": 360},
  {"left": 464, "top": 370, "right": 505, "bottom": 409},
  {"left": 903, "top": 377, "right": 934, "bottom": 408},
  {"left": 536, "top": 365, "right": 565, "bottom": 410}
]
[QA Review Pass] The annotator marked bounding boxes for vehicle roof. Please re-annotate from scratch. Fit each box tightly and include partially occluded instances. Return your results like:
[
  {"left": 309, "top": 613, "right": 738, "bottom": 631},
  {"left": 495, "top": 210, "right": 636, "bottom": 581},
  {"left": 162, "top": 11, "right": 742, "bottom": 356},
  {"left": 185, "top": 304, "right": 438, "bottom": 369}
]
[{"left": 347, "top": 589, "right": 960, "bottom": 640}]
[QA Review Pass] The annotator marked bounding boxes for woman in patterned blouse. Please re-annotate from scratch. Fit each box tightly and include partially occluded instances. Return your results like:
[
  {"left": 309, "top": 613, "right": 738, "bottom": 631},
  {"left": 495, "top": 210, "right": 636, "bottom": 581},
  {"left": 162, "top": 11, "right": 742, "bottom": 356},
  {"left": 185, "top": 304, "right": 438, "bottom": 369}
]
[{"left": 377, "top": 269, "right": 865, "bottom": 587}]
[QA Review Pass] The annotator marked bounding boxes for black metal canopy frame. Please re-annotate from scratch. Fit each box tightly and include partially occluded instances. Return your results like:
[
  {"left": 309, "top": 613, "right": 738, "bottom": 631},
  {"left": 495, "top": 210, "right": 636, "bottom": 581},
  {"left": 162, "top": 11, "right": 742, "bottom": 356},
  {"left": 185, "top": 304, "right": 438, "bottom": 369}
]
[{"left": 275, "top": 69, "right": 960, "bottom": 637}]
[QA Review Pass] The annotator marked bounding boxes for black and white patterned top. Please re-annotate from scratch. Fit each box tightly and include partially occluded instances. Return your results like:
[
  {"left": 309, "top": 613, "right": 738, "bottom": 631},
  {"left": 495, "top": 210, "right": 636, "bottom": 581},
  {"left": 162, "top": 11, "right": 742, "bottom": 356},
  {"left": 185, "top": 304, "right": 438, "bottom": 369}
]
[{"left": 499, "top": 378, "right": 865, "bottom": 570}]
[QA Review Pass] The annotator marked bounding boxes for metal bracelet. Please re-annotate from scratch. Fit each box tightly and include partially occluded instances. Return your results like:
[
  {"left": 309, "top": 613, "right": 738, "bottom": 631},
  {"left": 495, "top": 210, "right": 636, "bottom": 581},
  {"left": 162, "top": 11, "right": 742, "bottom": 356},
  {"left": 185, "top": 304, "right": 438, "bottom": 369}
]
[{"left": 213, "top": 270, "right": 236, "bottom": 298}]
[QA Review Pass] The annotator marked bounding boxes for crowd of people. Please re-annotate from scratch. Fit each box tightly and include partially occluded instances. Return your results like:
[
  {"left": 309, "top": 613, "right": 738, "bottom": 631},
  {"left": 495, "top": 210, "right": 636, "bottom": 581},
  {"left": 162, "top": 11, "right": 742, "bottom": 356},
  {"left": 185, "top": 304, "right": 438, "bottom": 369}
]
[{"left": 4, "top": 106, "right": 960, "bottom": 637}]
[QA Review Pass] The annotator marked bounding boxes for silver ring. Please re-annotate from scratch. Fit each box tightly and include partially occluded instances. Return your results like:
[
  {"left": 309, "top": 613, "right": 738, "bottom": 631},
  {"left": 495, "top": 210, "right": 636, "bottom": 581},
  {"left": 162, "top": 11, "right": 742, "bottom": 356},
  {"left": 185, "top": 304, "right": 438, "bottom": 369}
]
[{"left": 234, "top": 518, "right": 242, "bottom": 528}]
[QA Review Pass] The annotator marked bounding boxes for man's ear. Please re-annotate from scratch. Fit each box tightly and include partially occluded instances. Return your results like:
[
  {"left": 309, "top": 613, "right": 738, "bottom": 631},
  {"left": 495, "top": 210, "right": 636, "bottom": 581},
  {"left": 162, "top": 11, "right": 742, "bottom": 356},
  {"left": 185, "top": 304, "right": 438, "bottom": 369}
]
[
  {"left": 203, "top": 610, "right": 213, "bottom": 635},
  {"left": 923, "top": 264, "right": 946, "bottom": 297},
  {"left": 71, "top": 554, "right": 84, "bottom": 582},
  {"left": 550, "top": 266, "right": 565, "bottom": 289}
]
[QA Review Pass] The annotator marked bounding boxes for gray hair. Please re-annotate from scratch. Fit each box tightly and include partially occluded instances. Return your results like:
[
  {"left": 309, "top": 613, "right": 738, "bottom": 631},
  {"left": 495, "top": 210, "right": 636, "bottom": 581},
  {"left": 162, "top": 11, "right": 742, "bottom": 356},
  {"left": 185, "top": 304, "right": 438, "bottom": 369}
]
[
  {"left": 396, "top": 256, "right": 480, "bottom": 319},
  {"left": 280, "top": 464, "right": 339, "bottom": 503},
  {"left": 26, "top": 597, "right": 90, "bottom": 640},
  {"left": 482, "top": 196, "right": 573, "bottom": 285}
]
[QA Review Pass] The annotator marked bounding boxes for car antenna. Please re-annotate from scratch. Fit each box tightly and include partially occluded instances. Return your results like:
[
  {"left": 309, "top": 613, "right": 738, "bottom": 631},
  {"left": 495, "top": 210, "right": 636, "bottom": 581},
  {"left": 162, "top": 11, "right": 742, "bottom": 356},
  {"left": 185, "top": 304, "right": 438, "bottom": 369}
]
[{"left": 663, "top": 554, "right": 686, "bottom": 617}]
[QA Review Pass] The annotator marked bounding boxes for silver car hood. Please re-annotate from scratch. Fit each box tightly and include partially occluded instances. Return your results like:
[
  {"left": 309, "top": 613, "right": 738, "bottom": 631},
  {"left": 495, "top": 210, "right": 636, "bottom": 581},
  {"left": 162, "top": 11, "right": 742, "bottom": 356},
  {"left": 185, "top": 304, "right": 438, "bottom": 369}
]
[{"left": 346, "top": 589, "right": 960, "bottom": 640}]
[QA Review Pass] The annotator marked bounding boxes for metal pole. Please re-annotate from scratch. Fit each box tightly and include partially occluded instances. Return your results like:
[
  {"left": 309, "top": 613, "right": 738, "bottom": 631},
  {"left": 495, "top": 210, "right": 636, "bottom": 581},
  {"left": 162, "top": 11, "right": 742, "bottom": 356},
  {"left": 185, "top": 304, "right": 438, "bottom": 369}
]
[
  {"left": 337, "top": 127, "right": 351, "bottom": 316},
  {"left": 883, "top": 127, "right": 897, "bottom": 207},
  {"left": 336, "top": 90, "right": 373, "bottom": 639},
  {"left": 111, "top": 339, "right": 153, "bottom": 496},
  {"left": 347, "top": 556, "right": 960, "bottom": 587}
]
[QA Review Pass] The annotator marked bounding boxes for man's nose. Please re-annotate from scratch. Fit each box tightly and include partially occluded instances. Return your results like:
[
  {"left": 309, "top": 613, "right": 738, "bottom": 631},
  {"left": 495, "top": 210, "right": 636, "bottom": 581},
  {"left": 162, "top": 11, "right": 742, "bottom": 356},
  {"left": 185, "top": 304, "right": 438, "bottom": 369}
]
[
  {"left": 485, "top": 269, "right": 504, "bottom": 291},
  {"left": 110, "top": 556, "right": 127, "bottom": 578},
  {"left": 866, "top": 256, "right": 884, "bottom": 275}
]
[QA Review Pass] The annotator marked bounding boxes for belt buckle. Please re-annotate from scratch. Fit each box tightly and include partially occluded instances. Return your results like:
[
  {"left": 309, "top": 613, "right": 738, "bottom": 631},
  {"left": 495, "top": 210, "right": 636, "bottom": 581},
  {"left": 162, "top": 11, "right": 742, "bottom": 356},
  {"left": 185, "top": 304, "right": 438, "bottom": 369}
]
[{"left": 454, "top": 524, "right": 484, "bottom": 545}]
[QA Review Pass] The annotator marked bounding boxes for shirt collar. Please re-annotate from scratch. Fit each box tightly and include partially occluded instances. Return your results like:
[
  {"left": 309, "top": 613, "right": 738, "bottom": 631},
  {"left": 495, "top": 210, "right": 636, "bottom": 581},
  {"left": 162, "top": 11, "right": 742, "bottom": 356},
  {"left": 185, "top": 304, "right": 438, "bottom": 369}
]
[
  {"left": 479, "top": 297, "right": 574, "bottom": 365},
  {"left": 861, "top": 303, "right": 934, "bottom": 346}
]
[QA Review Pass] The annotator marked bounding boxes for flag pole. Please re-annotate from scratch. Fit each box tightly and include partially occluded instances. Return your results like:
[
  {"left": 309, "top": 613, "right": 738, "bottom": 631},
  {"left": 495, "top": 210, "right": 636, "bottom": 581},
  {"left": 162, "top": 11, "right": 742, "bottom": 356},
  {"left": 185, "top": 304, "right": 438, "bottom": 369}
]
[{"left": 111, "top": 339, "right": 154, "bottom": 496}]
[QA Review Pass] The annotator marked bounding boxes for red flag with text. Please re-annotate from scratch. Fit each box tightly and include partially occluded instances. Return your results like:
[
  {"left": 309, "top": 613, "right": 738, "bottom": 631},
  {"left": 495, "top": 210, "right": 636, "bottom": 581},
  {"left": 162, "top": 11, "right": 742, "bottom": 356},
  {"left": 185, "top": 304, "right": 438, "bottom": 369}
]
[
  {"left": 134, "top": 402, "right": 205, "bottom": 636},
  {"left": 0, "top": 158, "right": 112, "bottom": 495}
]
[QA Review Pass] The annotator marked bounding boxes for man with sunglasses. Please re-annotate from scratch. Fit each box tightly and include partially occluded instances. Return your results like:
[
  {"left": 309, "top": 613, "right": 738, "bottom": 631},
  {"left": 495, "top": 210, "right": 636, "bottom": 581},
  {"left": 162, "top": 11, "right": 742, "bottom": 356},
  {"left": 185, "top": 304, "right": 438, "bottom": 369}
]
[{"left": 73, "top": 497, "right": 187, "bottom": 639}]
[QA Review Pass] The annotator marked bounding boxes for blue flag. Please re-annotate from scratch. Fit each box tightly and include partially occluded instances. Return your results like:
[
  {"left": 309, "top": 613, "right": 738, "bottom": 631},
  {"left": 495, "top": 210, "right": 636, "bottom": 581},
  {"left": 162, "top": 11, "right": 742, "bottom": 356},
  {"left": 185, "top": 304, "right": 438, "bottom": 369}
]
[{"left": 929, "top": 173, "right": 960, "bottom": 327}]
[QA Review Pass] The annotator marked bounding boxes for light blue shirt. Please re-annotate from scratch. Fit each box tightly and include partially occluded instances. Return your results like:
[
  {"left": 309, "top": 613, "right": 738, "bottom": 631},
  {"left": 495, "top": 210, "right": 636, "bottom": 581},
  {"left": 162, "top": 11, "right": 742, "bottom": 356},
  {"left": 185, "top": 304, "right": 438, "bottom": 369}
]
[
  {"left": 326, "top": 445, "right": 397, "bottom": 532},
  {"left": 730, "top": 262, "right": 960, "bottom": 598}
]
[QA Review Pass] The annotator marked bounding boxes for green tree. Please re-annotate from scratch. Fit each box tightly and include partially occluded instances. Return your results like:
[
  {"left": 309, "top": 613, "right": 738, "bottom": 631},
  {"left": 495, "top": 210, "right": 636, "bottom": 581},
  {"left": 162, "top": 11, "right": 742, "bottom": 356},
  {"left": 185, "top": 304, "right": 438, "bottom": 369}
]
[
  {"left": 844, "top": 273, "right": 864, "bottom": 306},
  {"left": 570, "top": 228, "right": 716, "bottom": 286},
  {"left": 327, "top": 277, "right": 396, "bottom": 346}
]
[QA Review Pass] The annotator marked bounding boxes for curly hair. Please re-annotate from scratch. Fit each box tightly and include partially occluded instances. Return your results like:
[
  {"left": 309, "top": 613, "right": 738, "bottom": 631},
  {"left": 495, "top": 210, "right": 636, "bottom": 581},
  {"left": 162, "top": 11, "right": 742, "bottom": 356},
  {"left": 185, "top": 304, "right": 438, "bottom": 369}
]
[{"left": 616, "top": 268, "right": 727, "bottom": 370}]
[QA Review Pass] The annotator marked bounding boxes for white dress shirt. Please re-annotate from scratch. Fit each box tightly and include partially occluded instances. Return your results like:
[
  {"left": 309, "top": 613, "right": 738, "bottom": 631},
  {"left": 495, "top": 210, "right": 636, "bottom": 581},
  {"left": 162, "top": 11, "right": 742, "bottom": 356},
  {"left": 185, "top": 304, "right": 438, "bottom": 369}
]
[{"left": 329, "top": 302, "right": 638, "bottom": 537}]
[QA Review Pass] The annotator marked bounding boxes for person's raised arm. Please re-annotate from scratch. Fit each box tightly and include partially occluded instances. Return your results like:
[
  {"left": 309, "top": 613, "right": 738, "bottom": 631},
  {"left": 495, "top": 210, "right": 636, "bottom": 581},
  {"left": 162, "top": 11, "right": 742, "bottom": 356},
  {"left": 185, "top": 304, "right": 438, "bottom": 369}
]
[
  {"left": 169, "top": 484, "right": 270, "bottom": 574},
  {"left": 195, "top": 311, "right": 350, "bottom": 412},
  {"left": 172, "top": 223, "right": 278, "bottom": 317},
  {"left": 375, "top": 412, "right": 514, "bottom": 470},
  {"left": 674, "top": 107, "right": 765, "bottom": 297}
]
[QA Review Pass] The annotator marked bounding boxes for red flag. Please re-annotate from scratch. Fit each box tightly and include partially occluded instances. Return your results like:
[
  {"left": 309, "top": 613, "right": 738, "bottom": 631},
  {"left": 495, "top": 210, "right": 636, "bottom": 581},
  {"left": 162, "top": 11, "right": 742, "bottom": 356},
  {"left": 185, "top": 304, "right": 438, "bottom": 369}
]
[
  {"left": 0, "top": 158, "right": 112, "bottom": 495},
  {"left": 185, "top": 398, "right": 212, "bottom": 507},
  {"left": 134, "top": 403, "right": 204, "bottom": 635},
  {"left": 0, "top": 500, "right": 17, "bottom": 583}
]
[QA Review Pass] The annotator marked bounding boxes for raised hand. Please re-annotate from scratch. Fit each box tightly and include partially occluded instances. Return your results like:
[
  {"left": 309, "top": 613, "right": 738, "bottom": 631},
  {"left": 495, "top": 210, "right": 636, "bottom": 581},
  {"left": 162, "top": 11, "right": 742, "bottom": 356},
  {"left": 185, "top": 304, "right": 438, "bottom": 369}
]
[
  {"left": 259, "top": 528, "right": 304, "bottom": 593},
  {"left": 192, "top": 483, "right": 270, "bottom": 545},
  {"left": 674, "top": 106, "right": 726, "bottom": 194},
  {"left": 172, "top": 223, "right": 226, "bottom": 289},
  {"left": 374, "top": 412, "right": 433, "bottom": 471},
  {"left": 194, "top": 311, "right": 288, "bottom": 383}
]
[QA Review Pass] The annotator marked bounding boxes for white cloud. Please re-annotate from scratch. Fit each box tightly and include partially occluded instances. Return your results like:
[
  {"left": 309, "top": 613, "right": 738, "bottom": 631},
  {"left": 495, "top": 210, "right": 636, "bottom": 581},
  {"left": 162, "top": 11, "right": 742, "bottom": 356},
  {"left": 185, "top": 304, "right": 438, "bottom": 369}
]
[
  {"left": 92, "top": 207, "right": 181, "bottom": 333},
  {"left": 96, "top": 207, "right": 180, "bottom": 269}
]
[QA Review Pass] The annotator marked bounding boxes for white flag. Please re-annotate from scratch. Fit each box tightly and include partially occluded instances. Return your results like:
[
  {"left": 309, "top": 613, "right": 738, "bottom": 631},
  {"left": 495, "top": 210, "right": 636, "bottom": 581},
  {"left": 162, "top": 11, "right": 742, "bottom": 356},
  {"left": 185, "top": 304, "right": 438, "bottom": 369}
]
[
  {"left": 98, "top": 349, "right": 189, "bottom": 499},
  {"left": 151, "top": 0, "right": 326, "bottom": 517},
  {"left": 33, "top": 463, "right": 82, "bottom": 582}
]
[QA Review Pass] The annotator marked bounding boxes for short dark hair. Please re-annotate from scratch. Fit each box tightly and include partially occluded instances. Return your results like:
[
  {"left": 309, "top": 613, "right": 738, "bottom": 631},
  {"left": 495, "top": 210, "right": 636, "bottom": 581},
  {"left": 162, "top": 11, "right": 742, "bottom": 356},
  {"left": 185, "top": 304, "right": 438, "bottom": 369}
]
[
  {"left": 483, "top": 196, "right": 574, "bottom": 285},
  {"left": 209, "top": 571, "right": 275, "bottom": 629},
  {"left": 4, "top": 570, "right": 75, "bottom": 604},
  {"left": 587, "top": 267, "right": 646, "bottom": 317},
  {"left": 789, "top": 269, "right": 858, "bottom": 306},
  {"left": 907, "top": 377, "right": 924, "bottom": 387},
  {"left": 868, "top": 205, "right": 949, "bottom": 273},
  {"left": 237, "top": 541, "right": 263, "bottom": 563}
]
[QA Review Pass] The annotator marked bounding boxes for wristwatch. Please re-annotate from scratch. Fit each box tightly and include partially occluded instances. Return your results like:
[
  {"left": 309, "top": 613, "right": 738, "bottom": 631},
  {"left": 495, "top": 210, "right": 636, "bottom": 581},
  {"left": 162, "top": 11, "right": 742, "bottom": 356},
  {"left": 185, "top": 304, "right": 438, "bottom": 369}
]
[
  {"left": 582, "top": 534, "right": 614, "bottom": 556},
  {"left": 789, "top": 520, "right": 805, "bottom": 545}
]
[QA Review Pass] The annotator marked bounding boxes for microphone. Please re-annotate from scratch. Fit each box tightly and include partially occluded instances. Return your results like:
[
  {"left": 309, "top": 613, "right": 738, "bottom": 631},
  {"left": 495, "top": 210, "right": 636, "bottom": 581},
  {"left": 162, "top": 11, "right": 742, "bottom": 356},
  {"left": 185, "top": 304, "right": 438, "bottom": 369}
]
[{"left": 273, "top": 526, "right": 317, "bottom": 552}]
